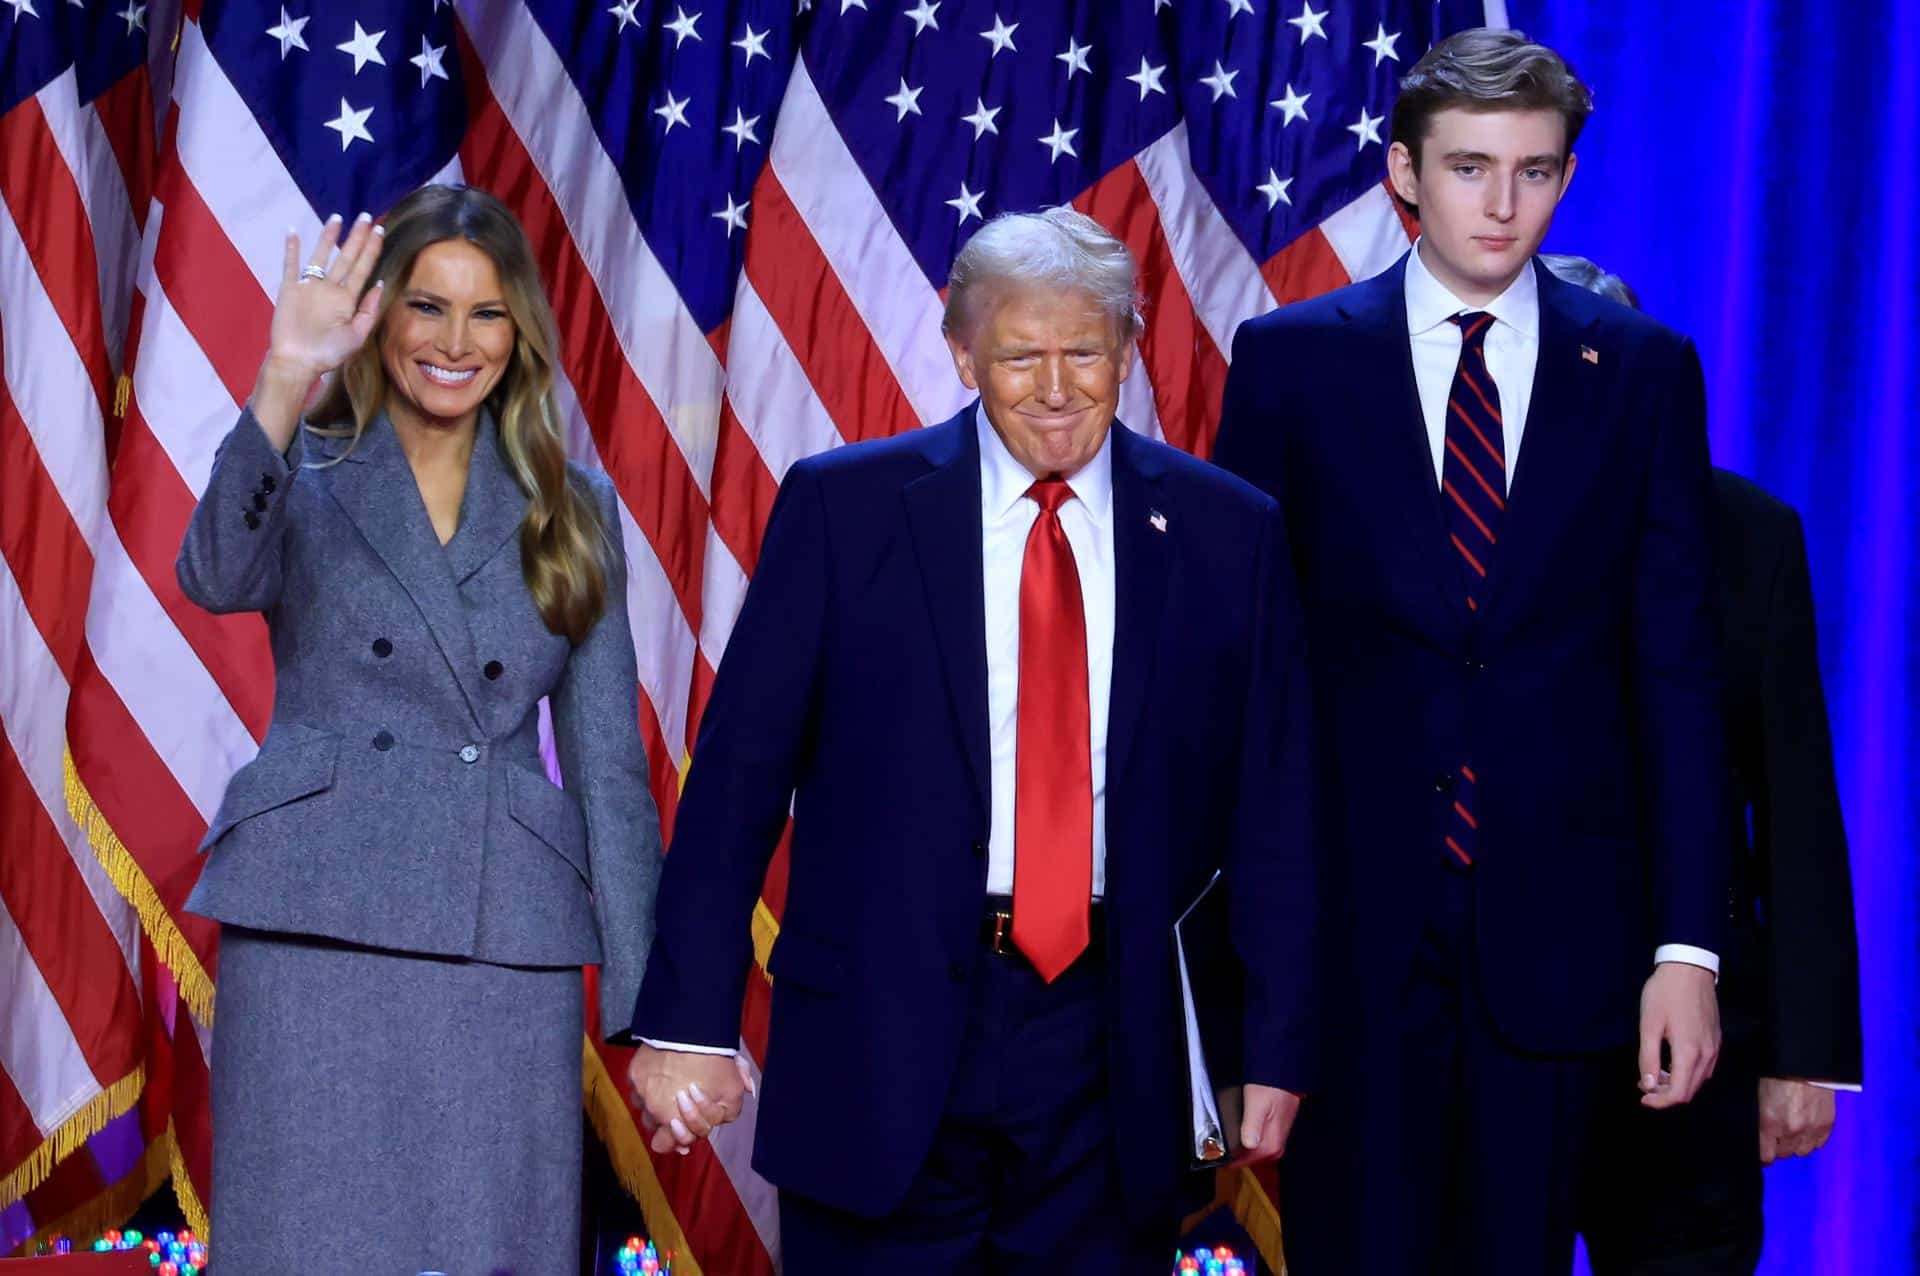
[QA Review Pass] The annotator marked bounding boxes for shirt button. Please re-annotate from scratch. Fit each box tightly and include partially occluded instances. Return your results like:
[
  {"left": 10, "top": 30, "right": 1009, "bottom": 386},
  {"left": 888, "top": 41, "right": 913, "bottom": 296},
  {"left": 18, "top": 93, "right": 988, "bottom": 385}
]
[
  {"left": 459, "top": 744, "right": 481, "bottom": 764},
  {"left": 483, "top": 660, "right": 504, "bottom": 681},
  {"left": 372, "top": 638, "right": 393, "bottom": 658},
  {"left": 372, "top": 731, "right": 395, "bottom": 752}
]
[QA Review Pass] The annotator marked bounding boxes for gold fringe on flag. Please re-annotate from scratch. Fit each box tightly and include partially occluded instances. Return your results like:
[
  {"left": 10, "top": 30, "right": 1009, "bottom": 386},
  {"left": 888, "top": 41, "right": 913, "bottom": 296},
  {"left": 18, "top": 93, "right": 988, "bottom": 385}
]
[
  {"left": 165, "top": 1120, "right": 211, "bottom": 1240},
  {"left": 0, "top": 1067, "right": 145, "bottom": 1210},
  {"left": 581, "top": 1038, "right": 704, "bottom": 1276},
  {"left": 64, "top": 747, "right": 218, "bottom": 1026},
  {"left": 751, "top": 899, "right": 780, "bottom": 978},
  {"left": 6, "top": 1117, "right": 171, "bottom": 1257},
  {"left": 1226, "top": 1165, "right": 1287, "bottom": 1275}
]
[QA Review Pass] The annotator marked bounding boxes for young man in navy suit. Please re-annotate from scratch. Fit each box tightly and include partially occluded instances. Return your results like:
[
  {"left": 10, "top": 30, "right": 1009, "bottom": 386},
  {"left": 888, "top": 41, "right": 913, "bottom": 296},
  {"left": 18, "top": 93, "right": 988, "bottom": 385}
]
[
  {"left": 627, "top": 208, "right": 1320, "bottom": 1271},
  {"left": 1212, "top": 30, "right": 1733, "bottom": 1275}
]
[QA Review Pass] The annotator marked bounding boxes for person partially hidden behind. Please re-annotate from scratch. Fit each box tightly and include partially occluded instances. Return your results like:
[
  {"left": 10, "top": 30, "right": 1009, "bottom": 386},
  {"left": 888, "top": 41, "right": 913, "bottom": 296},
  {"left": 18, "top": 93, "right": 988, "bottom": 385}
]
[
  {"left": 626, "top": 207, "right": 1321, "bottom": 1272},
  {"left": 1213, "top": 29, "right": 1734, "bottom": 1275},
  {"left": 1545, "top": 254, "right": 1865, "bottom": 1275},
  {"left": 177, "top": 186, "right": 663, "bottom": 1271}
]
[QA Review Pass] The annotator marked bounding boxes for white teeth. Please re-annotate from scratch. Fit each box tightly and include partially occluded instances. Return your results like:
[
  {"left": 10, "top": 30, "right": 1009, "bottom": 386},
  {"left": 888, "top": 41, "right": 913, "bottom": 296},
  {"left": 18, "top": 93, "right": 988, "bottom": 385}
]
[{"left": 421, "top": 363, "right": 478, "bottom": 386}]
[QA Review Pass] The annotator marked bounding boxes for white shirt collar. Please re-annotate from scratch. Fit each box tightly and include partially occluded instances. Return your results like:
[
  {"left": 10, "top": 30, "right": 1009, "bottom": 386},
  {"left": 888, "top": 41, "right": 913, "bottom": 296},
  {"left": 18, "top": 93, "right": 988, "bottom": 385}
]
[
  {"left": 975, "top": 402, "right": 1114, "bottom": 526},
  {"left": 1404, "top": 237, "right": 1541, "bottom": 342}
]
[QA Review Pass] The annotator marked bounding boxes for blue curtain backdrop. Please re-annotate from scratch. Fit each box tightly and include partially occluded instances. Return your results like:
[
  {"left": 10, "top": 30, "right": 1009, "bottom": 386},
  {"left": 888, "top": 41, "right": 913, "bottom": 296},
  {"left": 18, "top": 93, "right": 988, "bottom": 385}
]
[{"left": 1517, "top": 3, "right": 1920, "bottom": 1272}]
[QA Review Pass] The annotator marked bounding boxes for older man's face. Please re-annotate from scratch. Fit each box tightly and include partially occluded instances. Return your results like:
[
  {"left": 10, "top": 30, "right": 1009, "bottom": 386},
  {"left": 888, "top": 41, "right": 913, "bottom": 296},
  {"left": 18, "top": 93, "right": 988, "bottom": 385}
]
[{"left": 947, "top": 285, "right": 1135, "bottom": 479}]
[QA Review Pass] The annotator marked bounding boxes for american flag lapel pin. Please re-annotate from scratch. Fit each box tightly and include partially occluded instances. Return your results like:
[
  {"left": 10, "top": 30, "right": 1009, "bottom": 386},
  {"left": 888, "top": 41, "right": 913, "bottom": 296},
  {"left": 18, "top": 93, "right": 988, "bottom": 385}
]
[
  {"left": 1580, "top": 344, "right": 1600, "bottom": 365},
  {"left": 1149, "top": 510, "right": 1168, "bottom": 533}
]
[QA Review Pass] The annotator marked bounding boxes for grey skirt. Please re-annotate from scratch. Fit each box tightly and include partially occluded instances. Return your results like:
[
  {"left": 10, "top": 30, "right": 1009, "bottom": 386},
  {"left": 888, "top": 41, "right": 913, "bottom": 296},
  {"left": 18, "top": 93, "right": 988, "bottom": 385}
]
[{"left": 210, "top": 927, "right": 583, "bottom": 1275}]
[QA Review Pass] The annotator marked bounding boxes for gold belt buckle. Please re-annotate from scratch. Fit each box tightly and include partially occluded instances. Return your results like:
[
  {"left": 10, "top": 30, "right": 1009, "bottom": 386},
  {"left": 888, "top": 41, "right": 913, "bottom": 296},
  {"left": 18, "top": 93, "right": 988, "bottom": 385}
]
[{"left": 989, "top": 910, "right": 1014, "bottom": 955}]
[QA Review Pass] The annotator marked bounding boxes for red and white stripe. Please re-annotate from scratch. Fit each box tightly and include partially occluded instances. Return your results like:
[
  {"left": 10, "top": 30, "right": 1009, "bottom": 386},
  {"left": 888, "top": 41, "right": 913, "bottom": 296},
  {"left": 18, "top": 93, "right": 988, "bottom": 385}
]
[{"left": 0, "top": 67, "right": 153, "bottom": 1213}]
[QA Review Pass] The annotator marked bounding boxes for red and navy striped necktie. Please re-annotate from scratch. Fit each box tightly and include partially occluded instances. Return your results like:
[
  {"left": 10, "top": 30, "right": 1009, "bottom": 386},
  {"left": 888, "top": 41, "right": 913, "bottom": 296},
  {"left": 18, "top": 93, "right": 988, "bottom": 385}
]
[{"left": 1443, "top": 311, "right": 1504, "bottom": 867}]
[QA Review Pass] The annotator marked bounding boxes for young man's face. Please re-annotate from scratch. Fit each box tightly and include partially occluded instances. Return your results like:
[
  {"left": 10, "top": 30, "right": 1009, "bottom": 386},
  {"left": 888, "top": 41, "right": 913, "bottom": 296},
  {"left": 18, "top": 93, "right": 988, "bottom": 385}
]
[{"left": 1388, "top": 106, "right": 1577, "bottom": 306}]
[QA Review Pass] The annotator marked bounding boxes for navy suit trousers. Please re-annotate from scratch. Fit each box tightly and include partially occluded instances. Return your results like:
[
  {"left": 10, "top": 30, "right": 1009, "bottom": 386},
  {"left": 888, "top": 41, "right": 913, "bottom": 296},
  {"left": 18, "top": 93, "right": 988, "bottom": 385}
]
[
  {"left": 1281, "top": 865, "right": 1613, "bottom": 1275},
  {"left": 778, "top": 948, "right": 1176, "bottom": 1275}
]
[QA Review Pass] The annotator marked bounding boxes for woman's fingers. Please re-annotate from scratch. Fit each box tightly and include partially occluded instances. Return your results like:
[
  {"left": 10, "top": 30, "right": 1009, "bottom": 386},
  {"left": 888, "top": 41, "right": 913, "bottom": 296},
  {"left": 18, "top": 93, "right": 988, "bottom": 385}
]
[
  {"left": 342, "top": 221, "right": 384, "bottom": 296},
  {"left": 307, "top": 213, "right": 343, "bottom": 272},
  {"left": 330, "top": 212, "right": 374, "bottom": 285},
  {"left": 279, "top": 227, "right": 301, "bottom": 293}
]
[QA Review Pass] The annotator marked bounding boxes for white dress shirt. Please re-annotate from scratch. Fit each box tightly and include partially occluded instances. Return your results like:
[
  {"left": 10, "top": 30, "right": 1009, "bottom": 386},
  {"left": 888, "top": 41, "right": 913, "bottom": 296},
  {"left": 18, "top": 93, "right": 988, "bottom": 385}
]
[
  {"left": 1405, "top": 237, "right": 1539, "bottom": 493},
  {"left": 976, "top": 405, "right": 1116, "bottom": 899},
  {"left": 1403, "top": 241, "right": 1719, "bottom": 978}
]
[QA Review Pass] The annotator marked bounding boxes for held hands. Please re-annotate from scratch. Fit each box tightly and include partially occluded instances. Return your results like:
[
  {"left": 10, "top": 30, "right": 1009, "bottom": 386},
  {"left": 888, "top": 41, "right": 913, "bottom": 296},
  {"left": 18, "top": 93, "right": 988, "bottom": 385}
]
[
  {"left": 1637, "top": 961, "right": 1720, "bottom": 1109},
  {"left": 625, "top": 1044, "right": 756, "bottom": 1156},
  {"left": 1757, "top": 1078, "right": 1836, "bottom": 1164}
]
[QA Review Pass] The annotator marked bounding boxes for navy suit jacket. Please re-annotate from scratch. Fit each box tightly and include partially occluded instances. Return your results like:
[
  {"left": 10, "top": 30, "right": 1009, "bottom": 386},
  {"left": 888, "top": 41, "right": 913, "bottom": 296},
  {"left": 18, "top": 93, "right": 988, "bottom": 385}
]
[
  {"left": 1212, "top": 255, "right": 1730, "bottom": 1057},
  {"left": 634, "top": 406, "right": 1318, "bottom": 1219}
]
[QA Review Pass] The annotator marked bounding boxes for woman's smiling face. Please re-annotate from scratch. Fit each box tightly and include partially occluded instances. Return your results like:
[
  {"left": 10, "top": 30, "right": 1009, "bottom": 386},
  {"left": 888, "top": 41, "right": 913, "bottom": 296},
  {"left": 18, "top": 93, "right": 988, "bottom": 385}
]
[{"left": 379, "top": 238, "right": 516, "bottom": 433}]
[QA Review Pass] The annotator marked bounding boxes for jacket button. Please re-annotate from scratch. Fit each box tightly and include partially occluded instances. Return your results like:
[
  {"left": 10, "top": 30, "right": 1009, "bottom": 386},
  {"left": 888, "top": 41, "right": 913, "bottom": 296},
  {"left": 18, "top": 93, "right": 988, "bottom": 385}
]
[
  {"left": 251, "top": 491, "right": 269, "bottom": 511},
  {"left": 459, "top": 744, "right": 481, "bottom": 763},
  {"left": 260, "top": 473, "right": 277, "bottom": 494},
  {"left": 1433, "top": 774, "right": 1451, "bottom": 793},
  {"left": 970, "top": 840, "right": 985, "bottom": 856},
  {"left": 950, "top": 961, "right": 969, "bottom": 982},
  {"left": 372, "top": 637, "right": 393, "bottom": 658},
  {"left": 372, "top": 731, "right": 394, "bottom": 751},
  {"left": 483, "top": 660, "right": 503, "bottom": 680},
  {"left": 243, "top": 510, "right": 261, "bottom": 530}
]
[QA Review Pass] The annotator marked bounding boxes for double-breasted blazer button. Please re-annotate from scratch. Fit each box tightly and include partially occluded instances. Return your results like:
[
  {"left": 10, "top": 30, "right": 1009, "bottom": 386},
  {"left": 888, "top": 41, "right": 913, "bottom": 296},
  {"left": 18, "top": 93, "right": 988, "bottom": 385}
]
[
  {"left": 372, "top": 730, "right": 395, "bottom": 751},
  {"left": 243, "top": 510, "right": 261, "bottom": 530},
  {"left": 483, "top": 660, "right": 503, "bottom": 680},
  {"left": 372, "top": 638, "right": 393, "bottom": 658},
  {"left": 459, "top": 744, "right": 481, "bottom": 764}
]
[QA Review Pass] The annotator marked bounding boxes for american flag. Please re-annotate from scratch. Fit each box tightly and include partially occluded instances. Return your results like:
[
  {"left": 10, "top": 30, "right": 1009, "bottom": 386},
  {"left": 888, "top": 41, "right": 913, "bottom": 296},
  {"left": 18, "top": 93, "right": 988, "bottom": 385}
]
[{"left": 1, "top": 0, "right": 1498, "bottom": 1265}]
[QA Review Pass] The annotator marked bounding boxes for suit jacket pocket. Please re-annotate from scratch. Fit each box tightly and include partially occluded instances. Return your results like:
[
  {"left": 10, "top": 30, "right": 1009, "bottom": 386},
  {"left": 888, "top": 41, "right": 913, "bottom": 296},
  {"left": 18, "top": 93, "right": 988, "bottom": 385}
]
[
  {"left": 200, "top": 735, "right": 341, "bottom": 850},
  {"left": 767, "top": 928, "right": 848, "bottom": 993},
  {"left": 505, "top": 764, "right": 590, "bottom": 883}
]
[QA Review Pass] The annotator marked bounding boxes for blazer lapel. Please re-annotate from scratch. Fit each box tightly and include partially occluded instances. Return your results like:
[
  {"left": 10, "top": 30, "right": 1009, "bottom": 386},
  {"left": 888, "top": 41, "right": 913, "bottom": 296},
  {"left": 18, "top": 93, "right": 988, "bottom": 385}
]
[
  {"left": 1480, "top": 266, "right": 1606, "bottom": 625},
  {"left": 444, "top": 412, "right": 526, "bottom": 586},
  {"left": 1106, "top": 424, "right": 1170, "bottom": 790},
  {"left": 319, "top": 415, "right": 487, "bottom": 725},
  {"left": 1336, "top": 260, "right": 1469, "bottom": 640},
  {"left": 903, "top": 411, "right": 991, "bottom": 814}
]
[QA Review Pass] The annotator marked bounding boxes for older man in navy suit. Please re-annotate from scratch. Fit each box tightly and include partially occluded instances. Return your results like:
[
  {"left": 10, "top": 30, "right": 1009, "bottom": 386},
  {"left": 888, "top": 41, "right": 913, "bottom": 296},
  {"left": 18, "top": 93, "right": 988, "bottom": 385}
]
[
  {"left": 1212, "top": 30, "right": 1733, "bottom": 1276},
  {"left": 627, "top": 207, "right": 1320, "bottom": 1271}
]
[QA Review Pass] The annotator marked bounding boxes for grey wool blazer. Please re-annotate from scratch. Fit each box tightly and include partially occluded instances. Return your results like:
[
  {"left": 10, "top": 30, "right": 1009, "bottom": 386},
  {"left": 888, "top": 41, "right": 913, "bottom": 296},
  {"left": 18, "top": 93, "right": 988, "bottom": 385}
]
[{"left": 177, "top": 406, "right": 662, "bottom": 1041}]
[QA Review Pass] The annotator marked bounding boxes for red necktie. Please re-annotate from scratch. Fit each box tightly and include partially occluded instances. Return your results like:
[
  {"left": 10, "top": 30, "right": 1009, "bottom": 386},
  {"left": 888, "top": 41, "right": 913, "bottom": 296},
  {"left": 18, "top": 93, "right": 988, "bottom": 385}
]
[{"left": 1013, "top": 477, "right": 1093, "bottom": 982}]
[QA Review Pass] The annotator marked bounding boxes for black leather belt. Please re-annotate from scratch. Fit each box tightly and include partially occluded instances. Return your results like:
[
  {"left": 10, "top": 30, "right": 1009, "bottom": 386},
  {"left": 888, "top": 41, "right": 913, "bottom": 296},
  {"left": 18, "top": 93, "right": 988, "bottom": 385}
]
[{"left": 980, "top": 895, "right": 1106, "bottom": 961}]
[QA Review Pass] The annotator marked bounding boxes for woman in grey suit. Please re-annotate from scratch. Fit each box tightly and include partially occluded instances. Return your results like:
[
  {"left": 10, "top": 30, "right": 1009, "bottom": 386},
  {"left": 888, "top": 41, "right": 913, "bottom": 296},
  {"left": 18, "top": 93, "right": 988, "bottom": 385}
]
[{"left": 177, "top": 185, "right": 666, "bottom": 1272}]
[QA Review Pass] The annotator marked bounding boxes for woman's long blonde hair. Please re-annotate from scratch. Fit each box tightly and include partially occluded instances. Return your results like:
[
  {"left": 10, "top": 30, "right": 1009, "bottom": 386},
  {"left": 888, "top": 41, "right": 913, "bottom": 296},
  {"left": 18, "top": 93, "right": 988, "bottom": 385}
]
[{"left": 308, "top": 184, "right": 611, "bottom": 643}]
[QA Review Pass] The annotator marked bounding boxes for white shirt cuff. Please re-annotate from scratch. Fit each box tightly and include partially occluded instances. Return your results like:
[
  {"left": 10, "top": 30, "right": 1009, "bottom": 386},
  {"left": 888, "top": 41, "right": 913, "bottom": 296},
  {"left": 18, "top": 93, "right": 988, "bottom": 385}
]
[
  {"left": 638, "top": 1037, "right": 738, "bottom": 1057},
  {"left": 1808, "top": 1080, "right": 1863, "bottom": 1093},
  {"left": 1654, "top": 944, "right": 1721, "bottom": 976}
]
